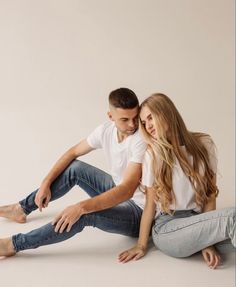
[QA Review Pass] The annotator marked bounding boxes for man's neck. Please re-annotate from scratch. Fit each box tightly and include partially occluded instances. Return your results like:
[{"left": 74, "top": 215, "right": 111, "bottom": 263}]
[{"left": 117, "top": 131, "right": 129, "bottom": 143}]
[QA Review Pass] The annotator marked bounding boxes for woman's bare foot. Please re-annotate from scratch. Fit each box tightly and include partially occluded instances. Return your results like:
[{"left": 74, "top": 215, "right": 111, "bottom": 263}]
[
  {"left": 0, "top": 203, "right": 27, "bottom": 223},
  {"left": 0, "top": 238, "right": 16, "bottom": 257}
]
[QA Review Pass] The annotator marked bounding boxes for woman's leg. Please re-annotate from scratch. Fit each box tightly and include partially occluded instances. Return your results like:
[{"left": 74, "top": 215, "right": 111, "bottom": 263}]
[{"left": 152, "top": 207, "right": 235, "bottom": 258}]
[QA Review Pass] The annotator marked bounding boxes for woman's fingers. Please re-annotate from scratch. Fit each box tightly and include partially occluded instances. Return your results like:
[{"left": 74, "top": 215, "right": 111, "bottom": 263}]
[
  {"left": 211, "top": 254, "right": 221, "bottom": 269},
  {"left": 121, "top": 253, "right": 136, "bottom": 263},
  {"left": 134, "top": 251, "right": 144, "bottom": 261},
  {"left": 202, "top": 247, "right": 222, "bottom": 269},
  {"left": 118, "top": 251, "right": 130, "bottom": 262}
]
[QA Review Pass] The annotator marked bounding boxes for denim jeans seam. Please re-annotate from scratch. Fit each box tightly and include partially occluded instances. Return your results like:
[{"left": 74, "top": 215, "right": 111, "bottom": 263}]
[
  {"left": 157, "top": 215, "right": 229, "bottom": 235},
  {"left": 55, "top": 175, "right": 110, "bottom": 198},
  {"left": 75, "top": 175, "right": 109, "bottom": 195},
  {"left": 94, "top": 213, "right": 137, "bottom": 224}
]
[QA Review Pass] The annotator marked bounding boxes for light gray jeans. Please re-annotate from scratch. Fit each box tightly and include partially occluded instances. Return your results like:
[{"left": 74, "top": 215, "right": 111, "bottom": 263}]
[{"left": 152, "top": 207, "right": 235, "bottom": 257}]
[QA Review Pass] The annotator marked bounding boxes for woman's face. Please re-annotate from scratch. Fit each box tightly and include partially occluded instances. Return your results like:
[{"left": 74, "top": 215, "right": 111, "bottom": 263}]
[{"left": 140, "top": 106, "right": 157, "bottom": 139}]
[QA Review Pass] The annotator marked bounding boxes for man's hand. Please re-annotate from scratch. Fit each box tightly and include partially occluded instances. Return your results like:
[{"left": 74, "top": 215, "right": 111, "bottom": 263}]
[
  {"left": 118, "top": 245, "right": 146, "bottom": 263},
  {"left": 202, "top": 246, "right": 221, "bottom": 269},
  {"left": 52, "top": 203, "right": 85, "bottom": 233},
  {"left": 35, "top": 185, "right": 52, "bottom": 212}
]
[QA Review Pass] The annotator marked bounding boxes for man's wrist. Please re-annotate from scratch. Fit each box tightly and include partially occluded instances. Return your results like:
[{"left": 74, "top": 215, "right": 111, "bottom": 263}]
[
  {"left": 77, "top": 201, "right": 88, "bottom": 215},
  {"left": 41, "top": 178, "right": 52, "bottom": 187}
]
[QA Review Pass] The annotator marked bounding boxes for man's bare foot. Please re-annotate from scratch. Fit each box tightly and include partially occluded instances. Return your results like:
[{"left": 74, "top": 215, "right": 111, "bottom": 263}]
[
  {"left": 0, "top": 203, "right": 27, "bottom": 223},
  {"left": 0, "top": 238, "right": 16, "bottom": 257}
]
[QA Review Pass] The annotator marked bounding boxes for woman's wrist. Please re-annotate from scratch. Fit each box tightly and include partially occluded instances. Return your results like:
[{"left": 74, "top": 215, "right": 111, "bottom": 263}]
[{"left": 137, "top": 243, "right": 147, "bottom": 252}]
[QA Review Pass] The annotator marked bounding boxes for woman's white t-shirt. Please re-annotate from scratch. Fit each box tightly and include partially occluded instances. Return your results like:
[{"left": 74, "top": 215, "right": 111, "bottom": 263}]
[{"left": 132, "top": 136, "right": 217, "bottom": 215}]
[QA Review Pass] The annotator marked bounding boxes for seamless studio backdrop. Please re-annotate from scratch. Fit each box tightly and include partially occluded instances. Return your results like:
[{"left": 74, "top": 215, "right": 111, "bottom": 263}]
[{"left": 0, "top": 1, "right": 235, "bottom": 287}]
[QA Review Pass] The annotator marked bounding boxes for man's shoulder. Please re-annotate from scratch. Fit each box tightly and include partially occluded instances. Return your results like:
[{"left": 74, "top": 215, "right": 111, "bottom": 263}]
[
  {"left": 143, "top": 149, "right": 152, "bottom": 163},
  {"left": 129, "top": 130, "right": 147, "bottom": 152},
  {"left": 93, "top": 121, "right": 115, "bottom": 135},
  {"left": 130, "top": 129, "right": 145, "bottom": 143}
]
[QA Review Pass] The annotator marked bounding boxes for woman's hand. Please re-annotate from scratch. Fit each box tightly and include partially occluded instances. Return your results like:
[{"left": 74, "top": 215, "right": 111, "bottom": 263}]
[
  {"left": 118, "top": 245, "right": 146, "bottom": 263},
  {"left": 202, "top": 246, "right": 221, "bottom": 269}
]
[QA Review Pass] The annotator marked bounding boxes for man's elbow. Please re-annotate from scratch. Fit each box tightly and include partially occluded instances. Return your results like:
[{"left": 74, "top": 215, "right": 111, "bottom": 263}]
[{"left": 120, "top": 182, "right": 139, "bottom": 200}]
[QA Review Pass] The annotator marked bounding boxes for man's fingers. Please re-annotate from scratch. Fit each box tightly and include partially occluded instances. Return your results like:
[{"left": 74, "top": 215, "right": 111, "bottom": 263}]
[
  {"left": 59, "top": 220, "right": 69, "bottom": 233},
  {"left": 52, "top": 214, "right": 61, "bottom": 226},
  {"left": 66, "top": 222, "right": 74, "bottom": 233},
  {"left": 38, "top": 199, "right": 43, "bottom": 212},
  {"left": 36, "top": 196, "right": 45, "bottom": 212},
  {"left": 52, "top": 214, "right": 64, "bottom": 231},
  {"left": 55, "top": 218, "right": 65, "bottom": 233},
  {"left": 44, "top": 195, "right": 51, "bottom": 208}
]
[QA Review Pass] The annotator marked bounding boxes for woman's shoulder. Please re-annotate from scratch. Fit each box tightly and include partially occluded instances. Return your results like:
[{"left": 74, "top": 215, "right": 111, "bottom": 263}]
[{"left": 193, "top": 132, "right": 216, "bottom": 149}]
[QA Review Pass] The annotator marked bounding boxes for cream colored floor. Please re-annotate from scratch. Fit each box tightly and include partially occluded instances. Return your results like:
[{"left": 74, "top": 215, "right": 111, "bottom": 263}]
[{"left": 0, "top": 192, "right": 235, "bottom": 287}]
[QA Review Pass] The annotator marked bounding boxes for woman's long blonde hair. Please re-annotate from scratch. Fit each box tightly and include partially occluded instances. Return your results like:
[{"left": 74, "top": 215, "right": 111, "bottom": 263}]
[{"left": 139, "top": 93, "right": 219, "bottom": 214}]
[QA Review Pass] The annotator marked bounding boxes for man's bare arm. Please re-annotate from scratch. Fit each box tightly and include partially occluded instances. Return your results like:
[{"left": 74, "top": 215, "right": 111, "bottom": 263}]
[{"left": 42, "top": 139, "right": 93, "bottom": 186}]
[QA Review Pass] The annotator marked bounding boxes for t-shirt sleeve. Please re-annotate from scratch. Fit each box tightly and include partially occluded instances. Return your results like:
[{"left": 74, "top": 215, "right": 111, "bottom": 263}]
[
  {"left": 202, "top": 136, "right": 218, "bottom": 174},
  {"left": 129, "top": 133, "right": 147, "bottom": 163},
  {"left": 86, "top": 124, "right": 105, "bottom": 149},
  {"left": 141, "top": 151, "right": 154, "bottom": 187}
]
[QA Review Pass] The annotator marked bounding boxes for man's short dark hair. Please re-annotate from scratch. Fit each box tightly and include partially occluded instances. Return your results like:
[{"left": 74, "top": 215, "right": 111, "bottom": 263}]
[{"left": 109, "top": 88, "right": 139, "bottom": 109}]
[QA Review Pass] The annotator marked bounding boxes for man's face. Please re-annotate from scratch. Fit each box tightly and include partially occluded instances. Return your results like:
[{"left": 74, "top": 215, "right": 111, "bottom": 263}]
[{"left": 108, "top": 106, "right": 139, "bottom": 136}]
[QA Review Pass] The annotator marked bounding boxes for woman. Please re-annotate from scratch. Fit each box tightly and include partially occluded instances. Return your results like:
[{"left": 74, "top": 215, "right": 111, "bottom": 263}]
[{"left": 118, "top": 93, "right": 235, "bottom": 269}]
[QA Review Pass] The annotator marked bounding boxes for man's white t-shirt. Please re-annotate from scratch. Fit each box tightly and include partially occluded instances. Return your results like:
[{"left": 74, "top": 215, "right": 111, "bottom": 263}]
[
  {"left": 136, "top": 136, "right": 218, "bottom": 215},
  {"left": 86, "top": 121, "right": 147, "bottom": 202}
]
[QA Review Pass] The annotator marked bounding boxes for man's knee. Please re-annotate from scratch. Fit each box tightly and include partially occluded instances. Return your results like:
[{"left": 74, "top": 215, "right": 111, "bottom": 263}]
[{"left": 64, "top": 160, "right": 84, "bottom": 177}]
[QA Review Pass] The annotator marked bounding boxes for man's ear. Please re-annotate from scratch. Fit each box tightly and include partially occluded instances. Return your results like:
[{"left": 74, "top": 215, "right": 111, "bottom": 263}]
[{"left": 107, "top": 111, "right": 113, "bottom": 121}]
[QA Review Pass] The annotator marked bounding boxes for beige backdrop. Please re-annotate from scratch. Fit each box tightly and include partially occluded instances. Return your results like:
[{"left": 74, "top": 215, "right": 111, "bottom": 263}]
[
  {"left": 0, "top": 1, "right": 235, "bottom": 287},
  {"left": 0, "top": 0, "right": 234, "bottom": 206}
]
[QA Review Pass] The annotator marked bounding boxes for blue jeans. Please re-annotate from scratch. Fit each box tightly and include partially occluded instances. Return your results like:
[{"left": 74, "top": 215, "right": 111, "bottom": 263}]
[
  {"left": 152, "top": 208, "right": 236, "bottom": 257},
  {"left": 12, "top": 160, "right": 142, "bottom": 252}
]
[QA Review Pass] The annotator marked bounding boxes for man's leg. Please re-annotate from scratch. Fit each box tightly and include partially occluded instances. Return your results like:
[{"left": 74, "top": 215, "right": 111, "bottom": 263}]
[
  {"left": 0, "top": 160, "right": 115, "bottom": 221},
  {"left": 152, "top": 207, "right": 236, "bottom": 258},
  {"left": 0, "top": 200, "right": 142, "bottom": 256}
]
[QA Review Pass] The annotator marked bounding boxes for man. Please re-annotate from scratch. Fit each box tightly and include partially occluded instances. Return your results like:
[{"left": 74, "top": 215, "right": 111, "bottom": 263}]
[{"left": 0, "top": 88, "right": 146, "bottom": 257}]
